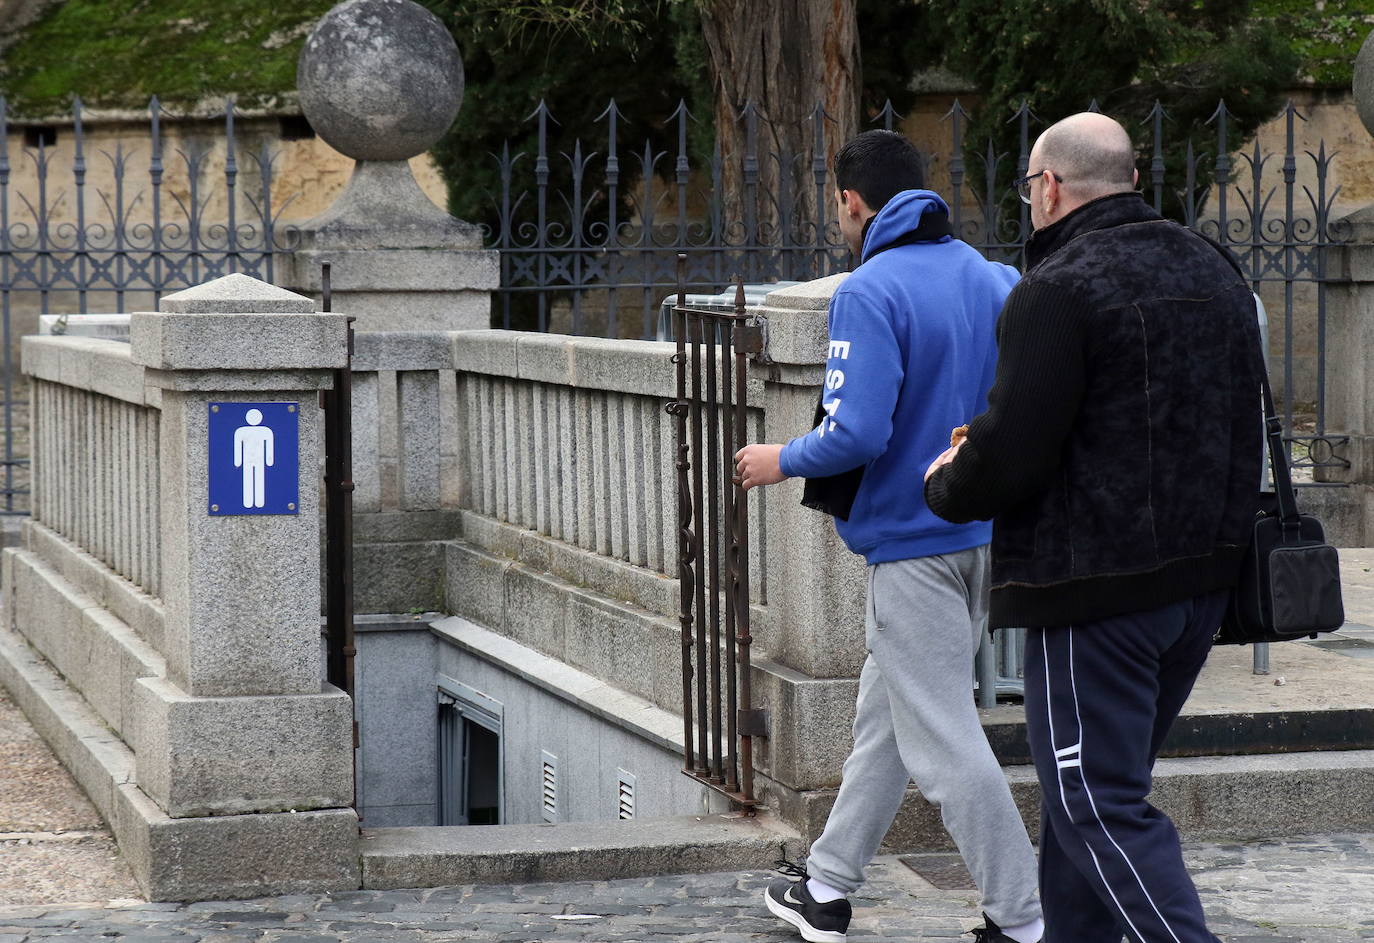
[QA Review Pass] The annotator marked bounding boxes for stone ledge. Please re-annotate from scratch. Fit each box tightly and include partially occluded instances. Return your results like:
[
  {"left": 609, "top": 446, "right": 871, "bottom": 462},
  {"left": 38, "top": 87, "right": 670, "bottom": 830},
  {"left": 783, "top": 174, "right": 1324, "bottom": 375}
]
[
  {"left": 431, "top": 614, "right": 685, "bottom": 756},
  {"left": 440, "top": 540, "right": 855, "bottom": 792},
  {"left": 360, "top": 813, "right": 800, "bottom": 889},
  {"left": 0, "top": 614, "right": 360, "bottom": 901},
  {"left": 289, "top": 248, "right": 499, "bottom": 293},
  {"left": 757, "top": 273, "right": 848, "bottom": 366},
  {"left": 353, "top": 509, "right": 464, "bottom": 545},
  {"left": 452, "top": 511, "right": 677, "bottom": 620},
  {"left": 21, "top": 520, "right": 165, "bottom": 655},
  {"left": 2, "top": 548, "right": 164, "bottom": 746},
  {"left": 450, "top": 330, "right": 769, "bottom": 402},
  {"left": 21, "top": 336, "right": 152, "bottom": 407},
  {"left": 765, "top": 749, "right": 1374, "bottom": 851},
  {"left": 352, "top": 332, "right": 455, "bottom": 372},
  {"left": 131, "top": 313, "right": 349, "bottom": 372}
]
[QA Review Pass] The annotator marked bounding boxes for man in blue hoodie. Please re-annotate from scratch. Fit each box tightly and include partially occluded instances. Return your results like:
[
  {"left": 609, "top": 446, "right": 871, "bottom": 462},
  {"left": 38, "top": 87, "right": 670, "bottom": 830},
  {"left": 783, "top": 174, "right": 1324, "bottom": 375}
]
[{"left": 736, "top": 131, "right": 1042, "bottom": 943}]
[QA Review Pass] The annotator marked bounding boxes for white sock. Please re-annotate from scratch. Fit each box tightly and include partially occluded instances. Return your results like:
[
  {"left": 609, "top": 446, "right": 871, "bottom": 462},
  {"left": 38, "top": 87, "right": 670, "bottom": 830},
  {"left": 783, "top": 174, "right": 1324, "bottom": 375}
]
[
  {"left": 999, "top": 916, "right": 1044, "bottom": 943},
  {"left": 805, "top": 877, "right": 846, "bottom": 903}
]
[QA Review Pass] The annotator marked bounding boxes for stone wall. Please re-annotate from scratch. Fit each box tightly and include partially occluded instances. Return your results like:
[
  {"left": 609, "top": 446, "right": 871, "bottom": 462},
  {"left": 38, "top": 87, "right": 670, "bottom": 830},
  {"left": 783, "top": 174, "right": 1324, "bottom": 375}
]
[{"left": 0, "top": 275, "right": 360, "bottom": 900}]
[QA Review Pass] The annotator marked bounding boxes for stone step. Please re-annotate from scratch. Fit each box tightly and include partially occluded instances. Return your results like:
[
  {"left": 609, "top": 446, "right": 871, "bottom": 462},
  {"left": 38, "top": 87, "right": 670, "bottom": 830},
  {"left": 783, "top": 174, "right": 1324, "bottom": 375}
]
[
  {"left": 361, "top": 750, "right": 1374, "bottom": 890},
  {"left": 869, "top": 748, "right": 1374, "bottom": 853},
  {"left": 979, "top": 635, "right": 1374, "bottom": 765},
  {"left": 981, "top": 706, "right": 1374, "bottom": 766},
  {"left": 360, "top": 813, "right": 803, "bottom": 890}
]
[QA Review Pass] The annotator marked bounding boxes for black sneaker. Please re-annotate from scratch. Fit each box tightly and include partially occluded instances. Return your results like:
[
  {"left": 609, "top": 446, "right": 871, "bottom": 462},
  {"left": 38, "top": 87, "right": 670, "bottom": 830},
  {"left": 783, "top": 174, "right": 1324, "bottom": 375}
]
[
  {"left": 763, "top": 860, "right": 852, "bottom": 943},
  {"left": 967, "top": 912, "right": 1038, "bottom": 943}
]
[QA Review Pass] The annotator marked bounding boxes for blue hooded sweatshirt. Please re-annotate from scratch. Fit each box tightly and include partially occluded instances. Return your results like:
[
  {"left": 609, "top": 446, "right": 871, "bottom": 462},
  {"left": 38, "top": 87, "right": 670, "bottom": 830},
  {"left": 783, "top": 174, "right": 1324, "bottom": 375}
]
[{"left": 778, "top": 190, "right": 1018, "bottom": 564}]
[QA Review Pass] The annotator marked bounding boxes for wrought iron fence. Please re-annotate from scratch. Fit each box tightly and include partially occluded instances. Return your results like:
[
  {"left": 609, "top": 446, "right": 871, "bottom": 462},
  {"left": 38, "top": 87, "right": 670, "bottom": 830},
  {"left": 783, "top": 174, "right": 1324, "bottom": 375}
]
[
  {"left": 484, "top": 96, "right": 1350, "bottom": 473},
  {"left": 0, "top": 93, "right": 1355, "bottom": 518},
  {"left": 0, "top": 96, "right": 298, "bottom": 513}
]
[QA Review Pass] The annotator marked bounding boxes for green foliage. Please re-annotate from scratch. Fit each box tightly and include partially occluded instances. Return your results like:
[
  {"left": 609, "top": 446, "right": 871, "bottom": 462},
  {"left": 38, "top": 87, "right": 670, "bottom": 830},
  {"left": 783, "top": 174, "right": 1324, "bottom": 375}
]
[
  {"left": 421, "top": 0, "right": 700, "bottom": 225},
  {"left": 1252, "top": 0, "right": 1371, "bottom": 87},
  {"left": 419, "top": 0, "right": 702, "bottom": 329},
  {"left": 936, "top": 0, "right": 1300, "bottom": 217},
  {"left": 0, "top": 0, "right": 333, "bottom": 115}
]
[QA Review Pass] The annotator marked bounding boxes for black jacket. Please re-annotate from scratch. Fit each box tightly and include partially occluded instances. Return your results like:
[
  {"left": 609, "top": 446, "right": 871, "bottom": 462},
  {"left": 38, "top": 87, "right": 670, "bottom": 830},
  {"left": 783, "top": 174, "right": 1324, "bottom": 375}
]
[{"left": 924, "top": 192, "right": 1265, "bottom": 629}]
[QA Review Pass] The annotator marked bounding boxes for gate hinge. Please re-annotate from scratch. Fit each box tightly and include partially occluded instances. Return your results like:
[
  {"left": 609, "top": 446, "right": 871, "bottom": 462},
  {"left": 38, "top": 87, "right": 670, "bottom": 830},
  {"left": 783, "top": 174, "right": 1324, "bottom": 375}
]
[
  {"left": 735, "top": 320, "right": 766, "bottom": 357},
  {"left": 737, "top": 708, "right": 769, "bottom": 738}
]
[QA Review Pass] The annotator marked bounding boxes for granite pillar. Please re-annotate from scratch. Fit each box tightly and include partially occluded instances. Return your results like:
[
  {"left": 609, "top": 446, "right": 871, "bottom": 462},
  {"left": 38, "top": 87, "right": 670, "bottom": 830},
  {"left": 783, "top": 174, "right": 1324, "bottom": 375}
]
[
  {"left": 128, "top": 273, "right": 356, "bottom": 819},
  {"left": 1307, "top": 32, "right": 1374, "bottom": 545}
]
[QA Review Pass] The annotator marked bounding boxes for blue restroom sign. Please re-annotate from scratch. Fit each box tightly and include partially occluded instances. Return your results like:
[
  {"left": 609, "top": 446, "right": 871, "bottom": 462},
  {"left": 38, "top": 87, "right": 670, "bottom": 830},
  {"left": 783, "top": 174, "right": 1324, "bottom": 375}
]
[{"left": 207, "top": 402, "right": 300, "bottom": 516}]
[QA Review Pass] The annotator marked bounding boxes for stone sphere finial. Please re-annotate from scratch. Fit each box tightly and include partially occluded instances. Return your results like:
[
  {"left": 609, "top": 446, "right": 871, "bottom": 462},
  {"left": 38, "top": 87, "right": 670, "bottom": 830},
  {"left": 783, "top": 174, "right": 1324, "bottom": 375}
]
[
  {"left": 1357, "top": 29, "right": 1374, "bottom": 140},
  {"left": 297, "top": 0, "right": 464, "bottom": 162}
]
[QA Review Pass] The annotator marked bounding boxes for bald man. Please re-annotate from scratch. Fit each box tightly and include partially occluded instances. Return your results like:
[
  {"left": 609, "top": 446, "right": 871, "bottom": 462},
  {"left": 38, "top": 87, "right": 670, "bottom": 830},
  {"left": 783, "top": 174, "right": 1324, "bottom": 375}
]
[{"left": 924, "top": 113, "right": 1265, "bottom": 943}]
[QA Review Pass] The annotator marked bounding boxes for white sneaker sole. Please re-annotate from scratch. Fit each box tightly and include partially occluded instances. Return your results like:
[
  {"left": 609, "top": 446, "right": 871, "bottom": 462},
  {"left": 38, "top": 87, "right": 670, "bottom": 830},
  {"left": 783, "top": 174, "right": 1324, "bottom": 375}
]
[{"left": 763, "top": 888, "right": 847, "bottom": 943}]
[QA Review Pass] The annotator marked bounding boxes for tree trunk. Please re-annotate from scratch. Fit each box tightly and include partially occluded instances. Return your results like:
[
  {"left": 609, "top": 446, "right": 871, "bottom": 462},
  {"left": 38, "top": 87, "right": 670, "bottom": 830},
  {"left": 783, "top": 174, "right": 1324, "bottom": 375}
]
[{"left": 698, "top": 0, "right": 859, "bottom": 273}]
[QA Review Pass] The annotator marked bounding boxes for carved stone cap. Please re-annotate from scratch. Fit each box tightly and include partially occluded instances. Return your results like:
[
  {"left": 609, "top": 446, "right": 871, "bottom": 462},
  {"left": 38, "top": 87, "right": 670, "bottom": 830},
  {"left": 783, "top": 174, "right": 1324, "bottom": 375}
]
[
  {"left": 159, "top": 274, "right": 316, "bottom": 315},
  {"left": 134, "top": 274, "right": 345, "bottom": 372}
]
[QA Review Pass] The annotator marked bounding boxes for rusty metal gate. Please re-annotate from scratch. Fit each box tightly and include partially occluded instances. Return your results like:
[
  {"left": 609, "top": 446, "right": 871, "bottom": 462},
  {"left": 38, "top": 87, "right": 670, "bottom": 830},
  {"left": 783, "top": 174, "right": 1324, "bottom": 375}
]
[
  {"left": 317, "top": 263, "right": 359, "bottom": 810},
  {"left": 668, "top": 255, "right": 765, "bottom": 810}
]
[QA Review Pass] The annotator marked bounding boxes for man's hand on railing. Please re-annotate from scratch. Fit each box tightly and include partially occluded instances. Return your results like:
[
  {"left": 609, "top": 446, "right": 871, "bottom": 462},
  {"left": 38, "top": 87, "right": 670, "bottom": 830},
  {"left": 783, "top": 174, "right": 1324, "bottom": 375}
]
[{"left": 734, "top": 443, "right": 786, "bottom": 491}]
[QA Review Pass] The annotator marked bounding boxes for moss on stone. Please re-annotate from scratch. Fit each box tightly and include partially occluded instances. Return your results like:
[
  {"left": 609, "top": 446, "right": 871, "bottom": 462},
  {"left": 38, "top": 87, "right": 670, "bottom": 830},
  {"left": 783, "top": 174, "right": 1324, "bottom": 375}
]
[{"left": 0, "top": 0, "right": 334, "bottom": 116}]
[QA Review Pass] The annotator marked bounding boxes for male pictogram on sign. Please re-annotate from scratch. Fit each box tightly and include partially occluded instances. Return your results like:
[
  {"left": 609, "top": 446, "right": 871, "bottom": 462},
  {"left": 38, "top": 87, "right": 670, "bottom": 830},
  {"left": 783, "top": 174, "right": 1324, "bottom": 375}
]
[
  {"left": 234, "top": 408, "right": 275, "bottom": 508},
  {"left": 208, "top": 402, "right": 300, "bottom": 516}
]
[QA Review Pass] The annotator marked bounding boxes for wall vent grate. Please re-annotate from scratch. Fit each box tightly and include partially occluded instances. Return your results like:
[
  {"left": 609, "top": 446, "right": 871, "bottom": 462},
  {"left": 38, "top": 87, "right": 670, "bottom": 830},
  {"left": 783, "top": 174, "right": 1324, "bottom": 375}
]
[
  {"left": 617, "top": 769, "right": 636, "bottom": 820},
  {"left": 541, "top": 751, "right": 558, "bottom": 823}
]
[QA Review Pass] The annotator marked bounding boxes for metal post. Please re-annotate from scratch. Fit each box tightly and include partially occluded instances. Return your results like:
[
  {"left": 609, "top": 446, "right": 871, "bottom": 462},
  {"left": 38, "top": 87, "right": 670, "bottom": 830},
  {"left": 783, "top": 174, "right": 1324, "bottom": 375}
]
[
  {"left": 320, "top": 262, "right": 359, "bottom": 809},
  {"left": 689, "top": 306, "right": 709, "bottom": 776},
  {"left": 977, "top": 629, "right": 998, "bottom": 708},
  {"left": 669, "top": 254, "right": 696, "bottom": 772},
  {"left": 704, "top": 306, "right": 724, "bottom": 783},
  {"left": 720, "top": 313, "right": 740, "bottom": 792},
  {"left": 730, "top": 277, "right": 756, "bottom": 802}
]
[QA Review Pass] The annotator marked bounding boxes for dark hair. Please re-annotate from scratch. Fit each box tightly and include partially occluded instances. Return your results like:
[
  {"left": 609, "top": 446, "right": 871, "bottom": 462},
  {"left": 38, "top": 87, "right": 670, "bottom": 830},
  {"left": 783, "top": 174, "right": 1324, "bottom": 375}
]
[{"left": 833, "top": 130, "right": 926, "bottom": 211}]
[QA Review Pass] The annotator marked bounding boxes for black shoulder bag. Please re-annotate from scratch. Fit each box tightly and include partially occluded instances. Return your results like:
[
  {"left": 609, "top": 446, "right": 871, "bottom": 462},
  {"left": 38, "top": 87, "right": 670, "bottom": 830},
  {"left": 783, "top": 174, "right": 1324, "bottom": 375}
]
[
  {"left": 800, "top": 210, "right": 954, "bottom": 520},
  {"left": 1215, "top": 371, "right": 1345, "bottom": 644}
]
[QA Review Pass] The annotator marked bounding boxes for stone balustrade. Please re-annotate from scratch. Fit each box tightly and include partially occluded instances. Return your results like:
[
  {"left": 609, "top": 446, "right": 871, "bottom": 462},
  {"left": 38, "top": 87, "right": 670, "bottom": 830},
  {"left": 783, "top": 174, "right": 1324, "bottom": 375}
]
[
  {"left": 2, "top": 274, "right": 359, "bottom": 901},
  {"left": 22, "top": 338, "right": 163, "bottom": 598}
]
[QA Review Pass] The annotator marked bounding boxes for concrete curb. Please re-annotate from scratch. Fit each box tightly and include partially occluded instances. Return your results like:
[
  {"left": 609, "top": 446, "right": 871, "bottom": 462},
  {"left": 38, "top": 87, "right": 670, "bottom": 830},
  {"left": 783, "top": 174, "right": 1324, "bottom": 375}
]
[{"left": 360, "top": 814, "right": 802, "bottom": 889}]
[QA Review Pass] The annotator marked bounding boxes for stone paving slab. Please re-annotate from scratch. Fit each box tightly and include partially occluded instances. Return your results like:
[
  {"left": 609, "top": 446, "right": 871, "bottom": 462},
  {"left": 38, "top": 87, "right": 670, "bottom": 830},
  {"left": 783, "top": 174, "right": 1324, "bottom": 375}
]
[
  {"left": 0, "top": 689, "right": 139, "bottom": 906},
  {"left": 0, "top": 833, "right": 1371, "bottom": 942}
]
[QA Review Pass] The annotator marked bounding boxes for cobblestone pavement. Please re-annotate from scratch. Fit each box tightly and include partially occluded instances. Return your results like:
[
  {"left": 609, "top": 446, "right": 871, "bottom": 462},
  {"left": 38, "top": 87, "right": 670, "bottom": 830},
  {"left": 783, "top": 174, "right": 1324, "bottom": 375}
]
[{"left": 0, "top": 834, "right": 1372, "bottom": 942}]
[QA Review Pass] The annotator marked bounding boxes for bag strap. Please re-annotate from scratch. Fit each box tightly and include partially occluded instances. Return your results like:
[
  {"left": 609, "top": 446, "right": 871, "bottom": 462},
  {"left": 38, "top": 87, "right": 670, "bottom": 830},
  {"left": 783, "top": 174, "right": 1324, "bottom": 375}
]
[
  {"left": 1261, "top": 368, "right": 1302, "bottom": 538},
  {"left": 1196, "top": 230, "right": 1302, "bottom": 539}
]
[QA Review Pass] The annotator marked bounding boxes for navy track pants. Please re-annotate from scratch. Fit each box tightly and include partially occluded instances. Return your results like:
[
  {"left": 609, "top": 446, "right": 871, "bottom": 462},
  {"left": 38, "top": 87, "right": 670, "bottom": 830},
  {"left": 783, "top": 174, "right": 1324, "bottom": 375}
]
[{"left": 1023, "top": 591, "right": 1228, "bottom": 943}]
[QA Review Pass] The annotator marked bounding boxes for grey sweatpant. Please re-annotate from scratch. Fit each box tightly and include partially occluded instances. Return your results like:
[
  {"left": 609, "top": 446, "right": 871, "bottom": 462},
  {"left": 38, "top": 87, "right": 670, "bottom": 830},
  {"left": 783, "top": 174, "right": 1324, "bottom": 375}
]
[{"left": 806, "top": 546, "right": 1042, "bottom": 929}]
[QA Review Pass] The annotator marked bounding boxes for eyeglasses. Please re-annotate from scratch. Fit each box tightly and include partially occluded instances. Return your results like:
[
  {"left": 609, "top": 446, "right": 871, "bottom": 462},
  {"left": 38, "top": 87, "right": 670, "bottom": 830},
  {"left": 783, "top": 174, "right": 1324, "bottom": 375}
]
[{"left": 1013, "top": 170, "right": 1063, "bottom": 204}]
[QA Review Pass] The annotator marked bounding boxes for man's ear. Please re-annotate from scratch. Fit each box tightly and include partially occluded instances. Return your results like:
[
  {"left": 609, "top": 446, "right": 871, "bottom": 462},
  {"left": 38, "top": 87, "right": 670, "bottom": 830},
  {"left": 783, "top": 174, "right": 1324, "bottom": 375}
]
[
  {"left": 840, "top": 188, "right": 865, "bottom": 219},
  {"left": 1041, "top": 170, "right": 1058, "bottom": 212},
  {"left": 1133, "top": 167, "right": 1140, "bottom": 188}
]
